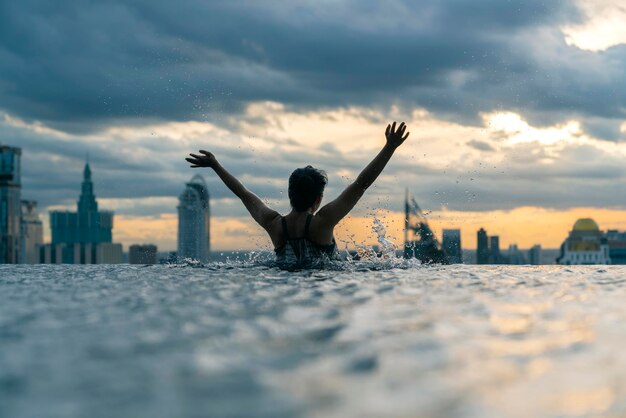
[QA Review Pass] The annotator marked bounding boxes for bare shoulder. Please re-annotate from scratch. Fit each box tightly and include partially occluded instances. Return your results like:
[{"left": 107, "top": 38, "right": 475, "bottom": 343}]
[{"left": 265, "top": 214, "right": 285, "bottom": 248}]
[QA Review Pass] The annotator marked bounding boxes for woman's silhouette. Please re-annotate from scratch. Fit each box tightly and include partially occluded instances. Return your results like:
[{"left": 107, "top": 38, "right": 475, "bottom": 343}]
[{"left": 186, "top": 121, "right": 409, "bottom": 267}]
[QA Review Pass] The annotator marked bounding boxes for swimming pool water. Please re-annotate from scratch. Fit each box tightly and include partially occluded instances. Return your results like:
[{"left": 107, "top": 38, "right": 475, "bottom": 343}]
[{"left": 2, "top": 264, "right": 626, "bottom": 417}]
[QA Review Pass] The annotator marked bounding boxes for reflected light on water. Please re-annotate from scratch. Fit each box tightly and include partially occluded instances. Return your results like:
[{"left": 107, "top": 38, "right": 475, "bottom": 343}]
[{"left": 2, "top": 264, "right": 626, "bottom": 418}]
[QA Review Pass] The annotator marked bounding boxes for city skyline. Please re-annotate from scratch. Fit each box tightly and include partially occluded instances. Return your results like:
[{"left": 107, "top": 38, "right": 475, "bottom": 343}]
[
  {"left": 4, "top": 142, "right": 626, "bottom": 264},
  {"left": 8, "top": 146, "right": 626, "bottom": 255},
  {"left": 2, "top": 1, "right": 626, "bottom": 252}
]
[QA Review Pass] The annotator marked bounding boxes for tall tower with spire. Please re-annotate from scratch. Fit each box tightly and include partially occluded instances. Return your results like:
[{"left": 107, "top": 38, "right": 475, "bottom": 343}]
[
  {"left": 47, "top": 161, "right": 120, "bottom": 263},
  {"left": 77, "top": 162, "right": 98, "bottom": 213}
]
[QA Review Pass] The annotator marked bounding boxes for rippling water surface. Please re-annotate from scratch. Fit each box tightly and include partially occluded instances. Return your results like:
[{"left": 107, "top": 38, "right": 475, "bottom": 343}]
[{"left": 2, "top": 264, "right": 626, "bottom": 418}]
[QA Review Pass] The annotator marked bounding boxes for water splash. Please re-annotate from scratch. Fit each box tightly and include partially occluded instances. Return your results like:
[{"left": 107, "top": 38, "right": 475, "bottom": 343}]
[
  {"left": 372, "top": 217, "right": 397, "bottom": 259},
  {"left": 174, "top": 216, "right": 425, "bottom": 271}
]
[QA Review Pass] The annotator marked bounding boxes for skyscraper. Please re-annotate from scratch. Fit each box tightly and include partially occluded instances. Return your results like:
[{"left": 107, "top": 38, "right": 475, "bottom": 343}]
[
  {"left": 20, "top": 200, "right": 43, "bottom": 264},
  {"left": 178, "top": 175, "right": 210, "bottom": 263},
  {"left": 50, "top": 163, "right": 113, "bottom": 246},
  {"left": 489, "top": 236, "right": 501, "bottom": 264},
  {"left": 476, "top": 228, "right": 489, "bottom": 264},
  {"left": 0, "top": 145, "right": 21, "bottom": 264},
  {"left": 442, "top": 229, "right": 462, "bottom": 264},
  {"left": 528, "top": 244, "right": 542, "bottom": 265},
  {"left": 45, "top": 162, "right": 122, "bottom": 264}
]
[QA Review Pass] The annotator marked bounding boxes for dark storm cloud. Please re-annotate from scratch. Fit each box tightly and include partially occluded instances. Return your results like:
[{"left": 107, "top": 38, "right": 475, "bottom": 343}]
[
  {"left": 3, "top": 0, "right": 626, "bottom": 222},
  {"left": 3, "top": 0, "right": 624, "bottom": 138}
]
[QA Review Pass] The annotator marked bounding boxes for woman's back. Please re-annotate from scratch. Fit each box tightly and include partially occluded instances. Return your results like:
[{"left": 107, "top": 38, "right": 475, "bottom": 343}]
[{"left": 274, "top": 214, "right": 338, "bottom": 268}]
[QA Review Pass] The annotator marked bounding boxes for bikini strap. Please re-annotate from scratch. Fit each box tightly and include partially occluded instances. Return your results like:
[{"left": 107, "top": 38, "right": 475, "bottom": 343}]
[
  {"left": 281, "top": 217, "right": 290, "bottom": 240},
  {"left": 304, "top": 214, "right": 313, "bottom": 238}
]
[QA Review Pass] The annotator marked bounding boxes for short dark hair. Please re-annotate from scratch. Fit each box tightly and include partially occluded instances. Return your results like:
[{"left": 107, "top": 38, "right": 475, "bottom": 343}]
[{"left": 288, "top": 166, "right": 328, "bottom": 212}]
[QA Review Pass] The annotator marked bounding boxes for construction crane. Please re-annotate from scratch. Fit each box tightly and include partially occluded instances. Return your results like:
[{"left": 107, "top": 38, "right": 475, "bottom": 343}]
[{"left": 404, "top": 189, "right": 449, "bottom": 264}]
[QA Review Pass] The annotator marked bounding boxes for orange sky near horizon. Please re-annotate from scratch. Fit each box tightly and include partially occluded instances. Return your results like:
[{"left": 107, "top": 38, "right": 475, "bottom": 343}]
[{"left": 106, "top": 206, "right": 626, "bottom": 253}]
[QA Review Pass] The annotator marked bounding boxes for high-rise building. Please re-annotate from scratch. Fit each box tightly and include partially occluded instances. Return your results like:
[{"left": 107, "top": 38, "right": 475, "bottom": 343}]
[
  {"left": 20, "top": 200, "right": 43, "bottom": 264},
  {"left": 50, "top": 163, "right": 113, "bottom": 246},
  {"left": 489, "top": 236, "right": 502, "bottom": 264},
  {"left": 42, "top": 162, "right": 122, "bottom": 264},
  {"left": 178, "top": 175, "right": 210, "bottom": 263},
  {"left": 0, "top": 145, "right": 21, "bottom": 264},
  {"left": 528, "top": 244, "right": 542, "bottom": 265},
  {"left": 442, "top": 229, "right": 462, "bottom": 264},
  {"left": 129, "top": 244, "right": 158, "bottom": 264},
  {"left": 476, "top": 228, "right": 489, "bottom": 264}
]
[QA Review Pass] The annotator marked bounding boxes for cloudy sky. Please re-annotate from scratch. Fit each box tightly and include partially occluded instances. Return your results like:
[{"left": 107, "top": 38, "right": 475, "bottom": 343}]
[{"left": 2, "top": 0, "right": 626, "bottom": 251}]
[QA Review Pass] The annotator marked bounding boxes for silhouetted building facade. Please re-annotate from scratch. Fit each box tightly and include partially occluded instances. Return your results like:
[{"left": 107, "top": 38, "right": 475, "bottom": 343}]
[
  {"left": 606, "top": 230, "right": 626, "bottom": 265},
  {"left": 528, "top": 244, "right": 542, "bottom": 265},
  {"left": 0, "top": 145, "right": 21, "bottom": 264},
  {"left": 129, "top": 244, "right": 158, "bottom": 264},
  {"left": 178, "top": 175, "right": 210, "bottom": 263},
  {"left": 442, "top": 229, "right": 462, "bottom": 264},
  {"left": 43, "top": 162, "right": 122, "bottom": 264},
  {"left": 20, "top": 200, "right": 43, "bottom": 264},
  {"left": 489, "top": 236, "right": 503, "bottom": 264},
  {"left": 50, "top": 163, "right": 113, "bottom": 245},
  {"left": 476, "top": 228, "right": 489, "bottom": 264}
]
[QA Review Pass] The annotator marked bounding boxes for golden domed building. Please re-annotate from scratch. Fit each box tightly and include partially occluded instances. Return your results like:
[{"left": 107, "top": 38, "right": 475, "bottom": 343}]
[
  {"left": 572, "top": 218, "right": 600, "bottom": 233},
  {"left": 557, "top": 218, "right": 610, "bottom": 265}
]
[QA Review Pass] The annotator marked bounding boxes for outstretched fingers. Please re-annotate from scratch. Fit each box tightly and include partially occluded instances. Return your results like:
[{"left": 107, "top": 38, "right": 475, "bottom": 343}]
[
  {"left": 186, "top": 156, "right": 203, "bottom": 167},
  {"left": 387, "top": 121, "right": 407, "bottom": 136},
  {"left": 402, "top": 131, "right": 410, "bottom": 141}
]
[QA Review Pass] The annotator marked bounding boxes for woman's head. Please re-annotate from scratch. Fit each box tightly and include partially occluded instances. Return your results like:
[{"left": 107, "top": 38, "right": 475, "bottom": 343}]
[{"left": 288, "top": 166, "right": 328, "bottom": 212}]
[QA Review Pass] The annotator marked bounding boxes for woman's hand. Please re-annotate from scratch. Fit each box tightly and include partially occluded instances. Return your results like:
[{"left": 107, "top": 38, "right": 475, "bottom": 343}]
[
  {"left": 186, "top": 150, "right": 218, "bottom": 168},
  {"left": 385, "top": 121, "right": 409, "bottom": 149}
]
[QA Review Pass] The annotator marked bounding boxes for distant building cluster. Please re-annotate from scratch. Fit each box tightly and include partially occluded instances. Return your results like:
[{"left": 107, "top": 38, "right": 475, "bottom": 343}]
[
  {"left": 475, "top": 227, "right": 541, "bottom": 265},
  {"left": 0, "top": 143, "right": 214, "bottom": 265},
  {"left": 557, "top": 218, "right": 626, "bottom": 265}
]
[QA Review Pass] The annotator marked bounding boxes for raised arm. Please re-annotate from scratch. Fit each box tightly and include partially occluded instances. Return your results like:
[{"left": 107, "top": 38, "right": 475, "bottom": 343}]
[
  {"left": 185, "top": 151, "right": 279, "bottom": 230},
  {"left": 317, "top": 121, "right": 409, "bottom": 226}
]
